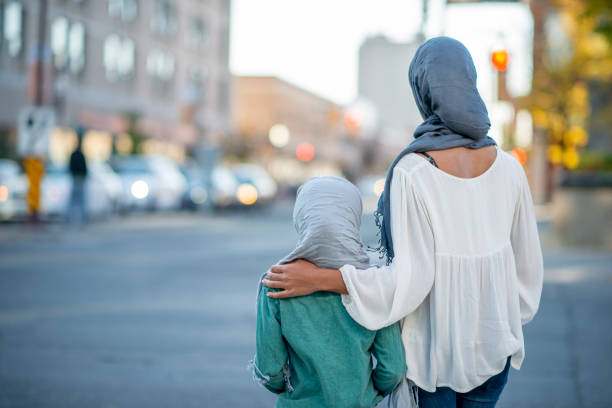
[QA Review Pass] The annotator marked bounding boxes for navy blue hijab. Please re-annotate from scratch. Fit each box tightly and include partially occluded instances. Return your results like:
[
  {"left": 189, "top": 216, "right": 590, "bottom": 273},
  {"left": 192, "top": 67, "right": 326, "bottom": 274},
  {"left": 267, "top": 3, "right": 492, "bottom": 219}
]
[{"left": 375, "top": 36, "right": 496, "bottom": 263}]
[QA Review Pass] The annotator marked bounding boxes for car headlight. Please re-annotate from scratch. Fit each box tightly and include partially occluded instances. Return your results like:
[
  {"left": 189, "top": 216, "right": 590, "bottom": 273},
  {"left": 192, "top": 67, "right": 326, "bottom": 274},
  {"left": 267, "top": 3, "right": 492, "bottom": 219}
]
[
  {"left": 236, "top": 184, "right": 258, "bottom": 205},
  {"left": 131, "top": 180, "right": 149, "bottom": 199},
  {"left": 0, "top": 185, "right": 7, "bottom": 202},
  {"left": 190, "top": 186, "right": 207, "bottom": 204}
]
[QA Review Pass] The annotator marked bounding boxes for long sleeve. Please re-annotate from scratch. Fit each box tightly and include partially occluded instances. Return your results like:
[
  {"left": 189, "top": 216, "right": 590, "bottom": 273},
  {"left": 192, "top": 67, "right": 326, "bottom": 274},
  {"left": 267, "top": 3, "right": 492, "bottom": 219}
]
[
  {"left": 371, "top": 323, "right": 407, "bottom": 396},
  {"left": 253, "top": 285, "right": 287, "bottom": 393},
  {"left": 340, "top": 167, "right": 435, "bottom": 330},
  {"left": 510, "top": 168, "right": 544, "bottom": 325}
]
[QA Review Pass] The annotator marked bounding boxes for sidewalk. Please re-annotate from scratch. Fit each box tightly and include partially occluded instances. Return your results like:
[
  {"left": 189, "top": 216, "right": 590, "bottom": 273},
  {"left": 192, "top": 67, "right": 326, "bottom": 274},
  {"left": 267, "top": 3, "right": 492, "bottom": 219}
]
[{"left": 499, "top": 245, "right": 612, "bottom": 408}]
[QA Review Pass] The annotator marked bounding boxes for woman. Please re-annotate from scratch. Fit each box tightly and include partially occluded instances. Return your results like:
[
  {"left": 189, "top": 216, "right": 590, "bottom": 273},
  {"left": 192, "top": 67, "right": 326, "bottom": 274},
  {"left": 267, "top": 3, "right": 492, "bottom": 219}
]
[{"left": 263, "top": 37, "right": 543, "bottom": 407}]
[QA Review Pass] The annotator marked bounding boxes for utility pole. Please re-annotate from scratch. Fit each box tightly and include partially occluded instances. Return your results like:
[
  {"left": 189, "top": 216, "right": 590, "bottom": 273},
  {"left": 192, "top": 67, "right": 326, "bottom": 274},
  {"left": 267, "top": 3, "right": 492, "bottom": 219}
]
[
  {"left": 529, "top": 0, "right": 553, "bottom": 203},
  {"left": 35, "top": 0, "right": 47, "bottom": 105},
  {"left": 22, "top": 0, "right": 50, "bottom": 222}
]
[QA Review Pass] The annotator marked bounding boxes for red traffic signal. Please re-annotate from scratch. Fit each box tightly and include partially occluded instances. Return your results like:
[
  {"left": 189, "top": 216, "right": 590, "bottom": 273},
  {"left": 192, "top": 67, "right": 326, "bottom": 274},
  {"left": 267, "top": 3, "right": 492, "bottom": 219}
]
[{"left": 491, "top": 49, "right": 509, "bottom": 72}]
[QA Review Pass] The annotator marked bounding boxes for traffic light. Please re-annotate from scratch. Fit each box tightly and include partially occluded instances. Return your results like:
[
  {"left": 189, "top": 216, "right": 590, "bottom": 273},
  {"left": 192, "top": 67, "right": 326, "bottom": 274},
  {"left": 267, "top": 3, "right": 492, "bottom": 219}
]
[
  {"left": 491, "top": 48, "right": 509, "bottom": 72},
  {"left": 296, "top": 142, "right": 315, "bottom": 162}
]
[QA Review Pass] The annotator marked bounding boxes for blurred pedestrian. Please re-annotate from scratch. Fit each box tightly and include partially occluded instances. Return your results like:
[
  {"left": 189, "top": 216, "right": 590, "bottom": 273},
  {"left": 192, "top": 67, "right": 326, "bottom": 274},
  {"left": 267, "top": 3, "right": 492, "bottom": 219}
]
[
  {"left": 264, "top": 37, "right": 543, "bottom": 408},
  {"left": 252, "top": 177, "right": 407, "bottom": 407},
  {"left": 67, "top": 127, "right": 88, "bottom": 223}
]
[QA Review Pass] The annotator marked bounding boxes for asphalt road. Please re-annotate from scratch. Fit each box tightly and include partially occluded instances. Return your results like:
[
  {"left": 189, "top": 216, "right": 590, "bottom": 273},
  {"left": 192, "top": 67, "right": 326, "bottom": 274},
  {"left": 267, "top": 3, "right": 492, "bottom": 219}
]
[{"left": 0, "top": 205, "right": 610, "bottom": 407}]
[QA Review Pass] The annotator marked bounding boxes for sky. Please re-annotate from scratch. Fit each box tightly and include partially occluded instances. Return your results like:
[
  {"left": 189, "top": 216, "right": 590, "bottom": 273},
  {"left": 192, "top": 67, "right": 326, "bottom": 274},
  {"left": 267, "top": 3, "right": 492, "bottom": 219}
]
[
  {"left": 230, "top": 0, "right": 430, "bottom": 104},
  {"left": 229, "top": 0, "right": 532, "bottom": 106}
]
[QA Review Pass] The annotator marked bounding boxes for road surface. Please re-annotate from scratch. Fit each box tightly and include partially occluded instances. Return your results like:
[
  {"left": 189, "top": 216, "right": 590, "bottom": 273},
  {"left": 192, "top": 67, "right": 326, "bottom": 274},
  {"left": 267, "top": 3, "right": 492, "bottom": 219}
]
[{"left": 0, "top": 206, "right": 610, "bottom": 407}]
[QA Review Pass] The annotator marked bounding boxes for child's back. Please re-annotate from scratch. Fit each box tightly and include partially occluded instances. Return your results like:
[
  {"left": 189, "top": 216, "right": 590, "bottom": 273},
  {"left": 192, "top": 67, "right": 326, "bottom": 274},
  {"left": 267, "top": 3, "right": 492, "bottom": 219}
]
[
  {"left": 256, "top": 287, "right": 405, "bottom": 407},
  {"left": 252, "top": 177, "right": 406, "bottom": 408}
]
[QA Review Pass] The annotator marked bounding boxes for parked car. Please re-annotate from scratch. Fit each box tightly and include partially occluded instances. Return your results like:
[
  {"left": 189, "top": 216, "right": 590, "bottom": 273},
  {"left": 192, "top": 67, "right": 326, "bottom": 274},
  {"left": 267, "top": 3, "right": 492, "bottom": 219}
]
[
  {"left": 180, "top": 162, "right": 210, "bottom": 210},
  {"left": 232, "top": 164, "right": 278, "bottom": 206},
  {"left": 111, "top": 156, "right": 157, "bottom": 211},
  {"left": 88, "top": 161, "right": 124, "bottom": 212},
  {"left": 41, "top": 164, "right": 117, "bottom": 219},
  {"left": 0, "top": 159, "right": 27, "bottom": 221},
  {"left": 111, "top": 155, "right": 188, "bottom": 211},
  {"left": 210, "top": 166, "right": 239, "bottom": 208}
]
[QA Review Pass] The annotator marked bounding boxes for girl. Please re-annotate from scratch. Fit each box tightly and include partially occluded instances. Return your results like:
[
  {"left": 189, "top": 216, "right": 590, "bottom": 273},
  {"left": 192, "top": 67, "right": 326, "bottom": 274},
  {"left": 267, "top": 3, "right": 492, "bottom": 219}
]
[{"left": 252, "top": 176, "right": 406, "bottom": 407}]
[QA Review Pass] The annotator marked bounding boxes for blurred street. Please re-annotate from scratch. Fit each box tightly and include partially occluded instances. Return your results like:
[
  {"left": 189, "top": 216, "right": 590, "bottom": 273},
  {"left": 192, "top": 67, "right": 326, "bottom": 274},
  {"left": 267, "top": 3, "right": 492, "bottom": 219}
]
[{"left": 0, "top": 206, "right": 610, "bottom": 408}]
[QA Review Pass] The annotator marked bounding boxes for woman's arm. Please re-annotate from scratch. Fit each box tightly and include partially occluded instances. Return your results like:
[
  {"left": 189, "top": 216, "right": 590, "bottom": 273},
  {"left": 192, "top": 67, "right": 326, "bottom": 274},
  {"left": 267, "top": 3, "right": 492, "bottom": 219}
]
[
  {"left": 510, "top": 165, "right": 544, "bottom": 325},
  {"left": 265, "top": 166, "right": 435, "bottom": 331},
  {"left": 263, "top": 260, "right": 347, "bottom": 299}
]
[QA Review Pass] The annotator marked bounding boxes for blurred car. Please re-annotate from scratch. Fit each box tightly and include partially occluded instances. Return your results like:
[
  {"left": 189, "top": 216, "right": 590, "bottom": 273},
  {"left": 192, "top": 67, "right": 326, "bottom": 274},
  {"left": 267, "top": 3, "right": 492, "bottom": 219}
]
[
  {"left": 180, "top": 162, "right": 210, "bottom": 210},
  {"left": 111, "top": 156, "right": 157, "bottom": 211},
  {"left": 210, "top": 165, "right": 240, "bottom": 208},
  {"left": 147, "top": 156, "right": 188, "bottom": 210},
  {"left": 42, "top": 164, "right": 117, "bottom": 219},
  {"left": 89, "top": 161, "right": 124, "bottom": 212},
  {"left": 0, "top": 159, "right": 27, "bottom": 221},
  {"left": 231, "top": 164, "right": 278, "bottom": 206},
  {"left": 112, "top": 155, "right": 187, "bottom": 211}
]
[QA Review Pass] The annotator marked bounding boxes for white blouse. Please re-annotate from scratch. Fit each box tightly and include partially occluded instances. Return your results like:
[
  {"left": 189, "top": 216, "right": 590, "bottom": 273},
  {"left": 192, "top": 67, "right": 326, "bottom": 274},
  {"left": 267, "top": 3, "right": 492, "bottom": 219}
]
[{"left": 340, "top": 148, "right": 543, "bottom": 393}]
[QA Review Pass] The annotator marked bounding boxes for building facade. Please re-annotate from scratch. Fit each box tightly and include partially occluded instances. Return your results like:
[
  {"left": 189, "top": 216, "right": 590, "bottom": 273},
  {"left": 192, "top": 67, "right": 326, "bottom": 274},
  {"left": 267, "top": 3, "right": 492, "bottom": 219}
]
[
  {"left": 0, "top": 0, "right": 231, "bottom": 162},
  {"left": 232, "top": 76, "right": 362, "bottom": 183},
  {"left": 358, "top": 35, "right": 422, "bottom": 141}
]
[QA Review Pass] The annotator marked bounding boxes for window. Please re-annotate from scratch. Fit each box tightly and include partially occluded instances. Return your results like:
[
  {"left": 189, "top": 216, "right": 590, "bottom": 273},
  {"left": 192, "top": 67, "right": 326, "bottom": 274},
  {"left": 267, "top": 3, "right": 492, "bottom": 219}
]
[
  {"left": 108, "top": 0, "right": 138, "bottom": 23},
  {"left": 104, "top": 34, "right": 135, "bottom": 82},
  {"left": 51, "top": 17, "right": 69, "bottom": 70},
  {"left": 146, "top": 49, "right": 175, "bottom": 82},
  {"left": 68, "top": 22, "right": 86, "bottom": 74},
  {"left": 3, "top": 1, "right": 23, "bottom": 57},
  {"left": 51, "top": 18, "right": 86, "bottom": 74},
  {"left": 150, "top": 0, "right": 177, "bottom": 37},
  {"left": 187, "top": 17, "right": 207, "bottom": 50}
]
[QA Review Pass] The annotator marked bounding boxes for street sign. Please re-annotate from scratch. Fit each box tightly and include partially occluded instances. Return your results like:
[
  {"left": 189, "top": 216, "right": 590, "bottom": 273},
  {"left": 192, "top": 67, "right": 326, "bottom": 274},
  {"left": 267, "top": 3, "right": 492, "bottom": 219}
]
[{"left": 17, "top": 105, "right": 55, "bottom": 157}]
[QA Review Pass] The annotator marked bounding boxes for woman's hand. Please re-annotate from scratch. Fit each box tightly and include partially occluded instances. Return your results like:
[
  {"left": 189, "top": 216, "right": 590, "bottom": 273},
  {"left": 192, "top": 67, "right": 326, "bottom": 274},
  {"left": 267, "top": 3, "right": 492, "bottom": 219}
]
[
  {"left": 263, "top": 259, "right": 321, "bottom": 299},
  {"left": 263, "top": 260, "right": 348, "bottom": 299}
]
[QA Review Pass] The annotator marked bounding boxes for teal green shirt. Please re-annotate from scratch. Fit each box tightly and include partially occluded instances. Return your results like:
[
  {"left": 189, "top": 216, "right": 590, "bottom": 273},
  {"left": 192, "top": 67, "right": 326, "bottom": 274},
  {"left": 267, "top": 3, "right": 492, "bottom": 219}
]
[{"left": 254, "top": 285, "right": 406, "bottom": 408}]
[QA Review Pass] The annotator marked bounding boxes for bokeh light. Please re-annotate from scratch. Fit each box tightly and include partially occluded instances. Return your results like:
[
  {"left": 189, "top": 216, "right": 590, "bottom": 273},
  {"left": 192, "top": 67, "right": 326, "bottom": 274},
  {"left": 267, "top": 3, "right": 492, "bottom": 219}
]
[
  {"left": 0, "top": 185, "right": 8, "bottom": 202},
  {"left": 344, "top": 108, "right": 362, "bottom": 129},
  {"left": 296, "top": 142, "right": 315, "bottom": 162},
  {"left": 563, "top": 148, "right": 580, "bottom": 169},
  {"left": 547, "top": 145, "right": 563, "bottom": 165},
  {"left": 131, "top": 180, "right": 149, "bottom": 199},
  {"left": 510, "top": 147, "right": 528, "bottom": 166},
  {"left": 237, "top": 183, "right": 258, "bottom": 205},
  {"left": 190, "top": 186, "right": 208, "bottom": 204},
  {"left": 268, "top": 124, "right": 290, "bottom": 148},
  {"left": 373, "top": 178, "right": 385, "bottom": 197},
  {"left": 491, "top": 48, "right": 509, "bottom": 72}
]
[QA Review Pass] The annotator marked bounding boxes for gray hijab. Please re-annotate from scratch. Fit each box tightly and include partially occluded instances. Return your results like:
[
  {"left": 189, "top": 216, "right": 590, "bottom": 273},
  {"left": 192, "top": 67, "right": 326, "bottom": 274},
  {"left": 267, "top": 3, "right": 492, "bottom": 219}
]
[
  {"left": 280, "top": 176, "right": 370, "bottom": 270},
  {"left": 259, "top": 177, "right": 370, "bottom": 300},
  {"left": 375, "top": 36, "right": 496, "bottom": 263}
]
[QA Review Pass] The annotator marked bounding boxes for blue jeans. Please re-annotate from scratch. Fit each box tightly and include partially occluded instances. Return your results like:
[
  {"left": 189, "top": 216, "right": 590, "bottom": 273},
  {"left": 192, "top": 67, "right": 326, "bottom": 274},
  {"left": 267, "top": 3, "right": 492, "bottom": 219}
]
[
  {"left": 418, "top": 358, "right": 511, "bottom": 408},
  {"left": 67, "top": 176, "right": 88, "bottom": 223}
]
